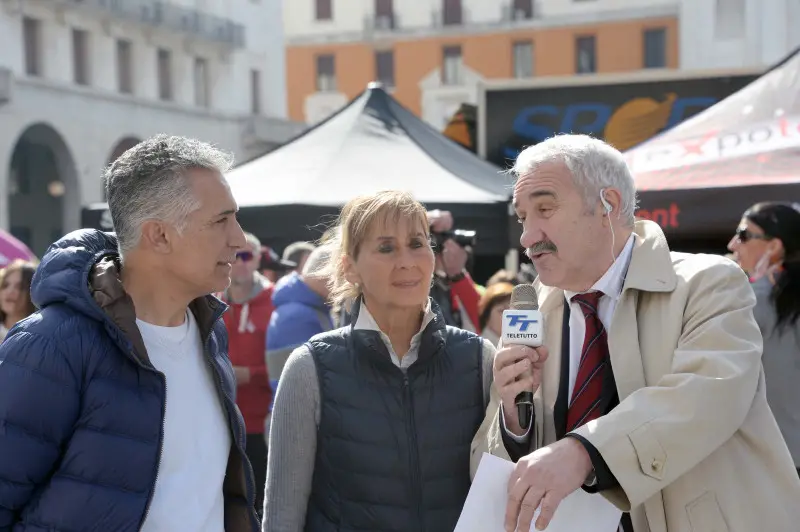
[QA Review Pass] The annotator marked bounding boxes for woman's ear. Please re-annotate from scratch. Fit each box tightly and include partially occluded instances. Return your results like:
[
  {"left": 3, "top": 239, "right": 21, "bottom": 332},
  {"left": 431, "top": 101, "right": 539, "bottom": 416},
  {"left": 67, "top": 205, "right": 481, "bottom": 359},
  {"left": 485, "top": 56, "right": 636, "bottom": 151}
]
[
  {"left": 770, "top": 238, "right": 786, "bottom": 261},
  {"left": 342, "top": 255, "right": 360, "bottom": 286}
]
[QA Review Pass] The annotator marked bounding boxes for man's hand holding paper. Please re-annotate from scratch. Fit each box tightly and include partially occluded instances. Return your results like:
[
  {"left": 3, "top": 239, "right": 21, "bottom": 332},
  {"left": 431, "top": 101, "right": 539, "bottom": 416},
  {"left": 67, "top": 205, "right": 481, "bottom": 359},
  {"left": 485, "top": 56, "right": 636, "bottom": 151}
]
[
  {"left": 455, "top": 453, "right": 622, "bottom": 532},
  {"left": 506, "top": 438, "right": 594, "bottom": 531}
]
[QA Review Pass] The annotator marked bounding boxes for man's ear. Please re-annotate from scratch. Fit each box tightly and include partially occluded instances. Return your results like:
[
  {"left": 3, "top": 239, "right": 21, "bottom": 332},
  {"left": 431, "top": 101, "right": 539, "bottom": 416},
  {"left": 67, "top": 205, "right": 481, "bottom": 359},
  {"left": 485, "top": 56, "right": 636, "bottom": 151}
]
[
  {"left": 600, "top": 187, "right": 623, "bottom": 218},
  {"left": 139, "top": 220, "right": 172, "bottom": 254}
]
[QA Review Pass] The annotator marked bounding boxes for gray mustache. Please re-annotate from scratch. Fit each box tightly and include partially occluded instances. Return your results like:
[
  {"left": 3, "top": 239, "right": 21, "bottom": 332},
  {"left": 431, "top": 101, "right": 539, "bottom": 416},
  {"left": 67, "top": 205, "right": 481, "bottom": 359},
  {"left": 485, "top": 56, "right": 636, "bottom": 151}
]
[{"left": 527, "top": 241, "right": 557, "bottom": 256}]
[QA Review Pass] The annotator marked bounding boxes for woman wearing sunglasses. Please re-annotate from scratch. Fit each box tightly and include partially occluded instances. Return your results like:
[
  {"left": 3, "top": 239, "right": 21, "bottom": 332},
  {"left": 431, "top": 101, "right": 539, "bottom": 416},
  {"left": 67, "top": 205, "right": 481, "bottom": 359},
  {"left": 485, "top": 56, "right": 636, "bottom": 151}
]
[{"left": 728, "top": 201, "right": 800, "bottom": 477}]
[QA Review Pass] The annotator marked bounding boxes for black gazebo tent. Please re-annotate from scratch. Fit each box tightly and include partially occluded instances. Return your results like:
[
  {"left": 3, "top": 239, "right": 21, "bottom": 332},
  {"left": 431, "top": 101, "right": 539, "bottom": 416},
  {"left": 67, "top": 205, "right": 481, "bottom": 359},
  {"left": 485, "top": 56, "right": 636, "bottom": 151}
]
[
  {"left": 84, "top": 83, "right": 514, "bottom": 257},
  {"left": 223, "top": 83, "right": 513, "bottom": 255},
  {"left": 629, "top": 48, "right": 800, "bottom": 249}
]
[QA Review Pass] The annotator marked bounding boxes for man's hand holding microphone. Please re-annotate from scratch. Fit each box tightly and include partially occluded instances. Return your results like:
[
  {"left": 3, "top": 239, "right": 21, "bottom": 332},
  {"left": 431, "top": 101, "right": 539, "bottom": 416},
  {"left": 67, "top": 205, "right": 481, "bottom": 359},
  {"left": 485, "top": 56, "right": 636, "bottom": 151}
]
[
  {"left": 493, "top": 285, "right": 595, "bottom": 532},
  {"left": 494, "top": 284, "right": 548, "bottom": 437}
]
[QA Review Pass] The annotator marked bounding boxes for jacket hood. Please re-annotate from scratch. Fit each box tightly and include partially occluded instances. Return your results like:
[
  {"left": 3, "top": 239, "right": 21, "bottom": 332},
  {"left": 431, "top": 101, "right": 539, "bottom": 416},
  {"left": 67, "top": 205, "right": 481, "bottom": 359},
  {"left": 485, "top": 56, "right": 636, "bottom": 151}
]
[
  {"left": 272, "top": 271, "right": 326, "bottom": 310},
  {"left": 31, "top": 229, "right": 120, "bottom": 323}
]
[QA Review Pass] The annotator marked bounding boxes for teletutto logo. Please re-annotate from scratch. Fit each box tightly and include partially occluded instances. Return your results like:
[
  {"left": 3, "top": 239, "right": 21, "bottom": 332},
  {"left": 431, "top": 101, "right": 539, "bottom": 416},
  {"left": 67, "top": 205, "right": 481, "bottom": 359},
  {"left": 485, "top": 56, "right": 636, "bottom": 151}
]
[{"left": 506, "top": 314, "right": 539, "bottom": 332}]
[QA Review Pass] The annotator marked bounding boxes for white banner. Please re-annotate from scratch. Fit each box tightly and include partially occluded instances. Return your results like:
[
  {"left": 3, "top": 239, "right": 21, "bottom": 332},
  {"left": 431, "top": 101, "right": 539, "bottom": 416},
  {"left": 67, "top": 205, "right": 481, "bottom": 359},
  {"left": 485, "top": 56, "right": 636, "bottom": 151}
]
[{"left": 626, "top": 114, "right": 800, "bottom": 174}]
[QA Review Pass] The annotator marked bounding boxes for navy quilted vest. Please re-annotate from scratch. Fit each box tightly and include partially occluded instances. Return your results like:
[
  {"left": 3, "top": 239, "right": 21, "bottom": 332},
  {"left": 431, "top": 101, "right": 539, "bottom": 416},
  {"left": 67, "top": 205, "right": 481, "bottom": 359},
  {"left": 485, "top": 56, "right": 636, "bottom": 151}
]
[{"left": 304, "top": 300, "right": 484, "bottom": 532}]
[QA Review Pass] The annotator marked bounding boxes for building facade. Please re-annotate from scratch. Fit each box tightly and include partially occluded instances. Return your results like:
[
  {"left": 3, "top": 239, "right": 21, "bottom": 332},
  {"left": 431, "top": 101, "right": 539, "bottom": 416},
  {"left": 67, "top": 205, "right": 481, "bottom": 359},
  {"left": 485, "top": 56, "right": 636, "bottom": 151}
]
[
  {"left": 284, "top": 0, "right": 680, "bottom": 128},
  {"left": 0, "top": 0, "right": 303, "bottom": 256},
  {"left": 679, "top": 0, "right": 800, "bottom": 71}
]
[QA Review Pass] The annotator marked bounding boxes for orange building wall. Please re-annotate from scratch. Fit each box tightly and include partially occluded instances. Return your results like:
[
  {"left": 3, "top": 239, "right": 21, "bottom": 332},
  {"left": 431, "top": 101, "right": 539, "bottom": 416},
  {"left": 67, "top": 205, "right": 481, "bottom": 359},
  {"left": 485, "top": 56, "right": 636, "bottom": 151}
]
[{"left": 286, "top": 16, "right": 679, "bottom": 122}]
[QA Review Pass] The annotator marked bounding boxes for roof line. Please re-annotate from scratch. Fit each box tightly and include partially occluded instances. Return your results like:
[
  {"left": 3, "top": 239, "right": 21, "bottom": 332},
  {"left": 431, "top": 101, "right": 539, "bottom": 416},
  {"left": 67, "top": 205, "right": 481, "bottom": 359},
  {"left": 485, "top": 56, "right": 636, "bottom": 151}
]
[
  {"left": 761, "top": 45, "right": 800, "bottom": 76},
  {"left": 233, "top": 88, "right": 369, "bottom": 168}
]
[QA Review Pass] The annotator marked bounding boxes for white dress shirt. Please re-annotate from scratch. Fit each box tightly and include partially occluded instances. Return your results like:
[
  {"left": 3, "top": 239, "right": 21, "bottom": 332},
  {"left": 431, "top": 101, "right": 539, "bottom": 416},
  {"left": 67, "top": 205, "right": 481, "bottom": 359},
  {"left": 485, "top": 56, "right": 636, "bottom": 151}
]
[
  {"left": 353, "top": 299, "right": 436, "bottom": 371},
  {"left": 564, "top": 234, "right": 635, "bottom": 401},
  {"left": 502, "top": 233, "right": 635, "bottom": 440}
]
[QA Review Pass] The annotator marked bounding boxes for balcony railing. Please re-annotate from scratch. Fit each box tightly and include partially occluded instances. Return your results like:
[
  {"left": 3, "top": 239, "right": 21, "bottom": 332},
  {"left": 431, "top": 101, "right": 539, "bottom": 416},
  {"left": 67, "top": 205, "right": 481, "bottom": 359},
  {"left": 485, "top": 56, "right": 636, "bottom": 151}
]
[
  {"left": 431, "top": 7, "right": 471, "bottom": 28},
  {"left": 500, "top": 1, "right": 541, "bottom": 23},
  {"left": 294, "top": 0, "right": 551, "bottom": 44},
  {"left": 54, "top": 0, "right": 246, "bottom": 48},
  {"left": 363, "top": 12, "right": 399, "bottom": 35}
]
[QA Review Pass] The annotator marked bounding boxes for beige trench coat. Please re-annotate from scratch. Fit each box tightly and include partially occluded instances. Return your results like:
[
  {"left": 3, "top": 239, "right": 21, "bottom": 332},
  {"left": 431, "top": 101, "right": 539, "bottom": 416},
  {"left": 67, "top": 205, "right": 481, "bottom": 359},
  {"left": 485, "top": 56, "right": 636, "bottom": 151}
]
[{"left": 471, "top": 221, "right": 800, "bottom": 532}]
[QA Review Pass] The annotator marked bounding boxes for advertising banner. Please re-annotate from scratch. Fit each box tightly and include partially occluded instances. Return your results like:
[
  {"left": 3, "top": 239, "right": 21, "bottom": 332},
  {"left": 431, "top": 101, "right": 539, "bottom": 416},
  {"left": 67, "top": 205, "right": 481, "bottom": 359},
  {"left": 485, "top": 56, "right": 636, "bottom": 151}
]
[
  {"left": 483, "top": 72, "right": 757, "bottom": 169},
  {"left": 629, "top": 50, "right": 800, "bottom": 238}
]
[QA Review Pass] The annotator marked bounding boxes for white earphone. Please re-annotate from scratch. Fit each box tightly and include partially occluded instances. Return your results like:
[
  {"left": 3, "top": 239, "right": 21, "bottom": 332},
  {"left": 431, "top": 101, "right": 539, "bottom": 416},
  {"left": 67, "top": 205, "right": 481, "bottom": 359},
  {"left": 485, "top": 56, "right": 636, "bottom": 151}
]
[
  {"left": 600, "top": 188, "right": 612, "bottom": 215},
  {"left": 600, "top": 188, "right": 616, "bottom": 266}
]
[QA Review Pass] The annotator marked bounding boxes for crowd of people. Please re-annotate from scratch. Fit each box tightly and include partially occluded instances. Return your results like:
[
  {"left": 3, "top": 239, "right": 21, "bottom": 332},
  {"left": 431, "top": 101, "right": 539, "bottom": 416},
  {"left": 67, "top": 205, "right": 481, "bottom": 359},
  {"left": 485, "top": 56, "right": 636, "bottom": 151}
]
[{"left": 0, "top": 133, "right": 798, "bottom": 532}]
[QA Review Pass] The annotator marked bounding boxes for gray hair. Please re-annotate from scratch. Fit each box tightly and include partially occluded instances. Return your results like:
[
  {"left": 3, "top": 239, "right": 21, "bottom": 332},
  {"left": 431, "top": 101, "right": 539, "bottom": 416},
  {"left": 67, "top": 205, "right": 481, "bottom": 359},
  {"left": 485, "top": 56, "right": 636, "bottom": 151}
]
[
  {"left": 512, "top": 134, "right": 638, "bottom": 225},
  {"left": 302, "top": 242, "right": 333, "bottom": 278},
  {"left": 104, "top": 134, "right": 234, "bottom": 255},
  {"left": 244, "top": 232, "right": 261, "bottom": 252},
  {"left": 283, "top": 241, "right": 316, "bottom": 265}
]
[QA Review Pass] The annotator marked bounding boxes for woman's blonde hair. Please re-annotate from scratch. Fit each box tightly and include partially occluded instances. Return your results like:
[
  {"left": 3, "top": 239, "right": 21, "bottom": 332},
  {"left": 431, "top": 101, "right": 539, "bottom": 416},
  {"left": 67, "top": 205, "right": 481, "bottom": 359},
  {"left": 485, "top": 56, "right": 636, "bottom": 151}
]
[{"left": 326, "top": 190, "right": 430, "bottom": 311}]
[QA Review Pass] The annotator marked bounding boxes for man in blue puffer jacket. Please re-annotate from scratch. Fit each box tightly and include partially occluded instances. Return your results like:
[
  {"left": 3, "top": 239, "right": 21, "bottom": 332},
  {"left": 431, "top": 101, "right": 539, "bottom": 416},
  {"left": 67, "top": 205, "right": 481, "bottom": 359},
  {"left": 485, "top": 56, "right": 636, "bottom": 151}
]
[{"left": 0, "top": 135, "right": 259, "bottom": 532}]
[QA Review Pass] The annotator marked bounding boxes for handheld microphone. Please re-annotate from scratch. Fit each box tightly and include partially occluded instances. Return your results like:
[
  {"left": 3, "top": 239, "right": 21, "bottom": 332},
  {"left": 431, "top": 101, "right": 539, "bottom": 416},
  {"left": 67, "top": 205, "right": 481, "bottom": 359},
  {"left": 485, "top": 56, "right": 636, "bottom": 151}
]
[{"left": 501, "top": 284, "right": 544, "bottom": 430}]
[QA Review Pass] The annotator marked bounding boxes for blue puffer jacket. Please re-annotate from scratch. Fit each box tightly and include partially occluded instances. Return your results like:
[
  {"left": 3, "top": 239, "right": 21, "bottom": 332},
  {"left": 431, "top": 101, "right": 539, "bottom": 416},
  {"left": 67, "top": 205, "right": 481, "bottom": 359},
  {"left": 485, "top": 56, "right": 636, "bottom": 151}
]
[
  {"left": 266, "top": 272, "right": 333, "bottom": 412},
  {"left": 0, "top": 229, "right": 258, "bottom": 532}
]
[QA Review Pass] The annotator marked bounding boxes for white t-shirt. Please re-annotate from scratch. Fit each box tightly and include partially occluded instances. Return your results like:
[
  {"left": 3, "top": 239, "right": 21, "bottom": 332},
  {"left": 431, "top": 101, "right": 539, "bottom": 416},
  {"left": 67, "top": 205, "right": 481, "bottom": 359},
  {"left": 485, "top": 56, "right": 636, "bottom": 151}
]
[{"left": 136, "top": 310, "right": 231, "bottom": 532}]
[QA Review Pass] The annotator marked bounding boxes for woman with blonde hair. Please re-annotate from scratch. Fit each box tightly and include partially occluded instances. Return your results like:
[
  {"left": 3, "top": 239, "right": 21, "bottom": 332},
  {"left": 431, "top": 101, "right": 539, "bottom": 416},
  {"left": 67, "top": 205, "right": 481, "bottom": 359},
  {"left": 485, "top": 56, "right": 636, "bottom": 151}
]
[
  {"left": 263, "top": 190, "right": 496, "bottom": 531},
  {"left": 0, "top": 259, "right": 37, "bottom": 343}
]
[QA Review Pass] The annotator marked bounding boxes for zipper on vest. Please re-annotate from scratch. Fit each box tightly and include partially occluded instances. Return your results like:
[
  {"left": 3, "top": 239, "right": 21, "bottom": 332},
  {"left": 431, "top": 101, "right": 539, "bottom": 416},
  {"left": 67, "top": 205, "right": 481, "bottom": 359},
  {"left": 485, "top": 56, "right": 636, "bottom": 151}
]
[
  {"left": 139, "top": 371, "right": 167, "bottom": 531},
  {"left": 403, "top": 376, "right": 425, "bottom": 530}
]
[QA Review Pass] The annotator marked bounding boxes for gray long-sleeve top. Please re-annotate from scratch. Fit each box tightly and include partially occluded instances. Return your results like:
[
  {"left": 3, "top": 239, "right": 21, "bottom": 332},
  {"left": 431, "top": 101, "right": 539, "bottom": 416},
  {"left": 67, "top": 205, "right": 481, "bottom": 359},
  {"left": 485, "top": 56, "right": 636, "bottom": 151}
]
[
  {"left": 752, "top": 276, "right": 800, "bottom": 467},
  {"left": 262, "top": 301, "right": 496, "bottom": 532}
]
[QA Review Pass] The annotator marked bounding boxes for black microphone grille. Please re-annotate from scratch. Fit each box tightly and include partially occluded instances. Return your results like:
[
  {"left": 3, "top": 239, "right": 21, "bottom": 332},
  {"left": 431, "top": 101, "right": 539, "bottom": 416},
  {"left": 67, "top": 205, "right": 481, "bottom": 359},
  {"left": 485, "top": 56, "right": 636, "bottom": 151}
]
[{"left": 510, "top": 283, "right": 539, "bottom": 311}]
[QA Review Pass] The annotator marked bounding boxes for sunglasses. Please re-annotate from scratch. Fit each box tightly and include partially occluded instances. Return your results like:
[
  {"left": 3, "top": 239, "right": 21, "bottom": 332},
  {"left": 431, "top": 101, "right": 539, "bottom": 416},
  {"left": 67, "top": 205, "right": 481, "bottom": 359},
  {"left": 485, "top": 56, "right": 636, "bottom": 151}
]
[
  {"left": 736, "top": 228, "right": 771, "bottom": 243},
  {"left": 235, "top": 251, "right": 254, "bottom": 262}
]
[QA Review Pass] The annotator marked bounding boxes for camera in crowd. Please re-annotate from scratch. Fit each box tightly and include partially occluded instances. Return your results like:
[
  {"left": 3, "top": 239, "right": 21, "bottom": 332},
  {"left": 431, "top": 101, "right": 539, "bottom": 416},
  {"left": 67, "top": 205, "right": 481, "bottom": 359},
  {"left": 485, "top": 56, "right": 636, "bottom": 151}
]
[{"left": 431, "top": 229, "right": 477, "bottom": 252}]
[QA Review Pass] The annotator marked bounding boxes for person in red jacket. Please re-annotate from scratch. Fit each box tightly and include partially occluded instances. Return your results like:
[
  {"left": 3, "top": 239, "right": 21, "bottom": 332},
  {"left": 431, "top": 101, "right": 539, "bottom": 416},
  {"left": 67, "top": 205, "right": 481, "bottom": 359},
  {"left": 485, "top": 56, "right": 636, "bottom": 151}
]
[
  {"left": 428, "top": 210, "right": 481, "bottom": 331},
  {"left": 220, "top": 232, "right": 275, "bottom": 516}
]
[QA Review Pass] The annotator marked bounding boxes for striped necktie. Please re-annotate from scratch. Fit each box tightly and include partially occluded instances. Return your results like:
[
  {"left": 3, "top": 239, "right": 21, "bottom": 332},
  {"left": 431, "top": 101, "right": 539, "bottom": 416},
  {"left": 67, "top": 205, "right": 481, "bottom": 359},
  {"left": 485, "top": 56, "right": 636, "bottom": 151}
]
[{"left": 567, "top": 291, "right": 609, "bottom": 432}]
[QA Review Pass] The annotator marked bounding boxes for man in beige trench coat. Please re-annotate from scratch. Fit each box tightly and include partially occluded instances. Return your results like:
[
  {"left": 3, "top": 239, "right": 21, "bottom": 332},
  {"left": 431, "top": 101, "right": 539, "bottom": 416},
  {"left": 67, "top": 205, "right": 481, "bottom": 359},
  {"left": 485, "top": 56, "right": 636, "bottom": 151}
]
[{"left": 471, "top": 134, "right": 800, "bottom": 532}]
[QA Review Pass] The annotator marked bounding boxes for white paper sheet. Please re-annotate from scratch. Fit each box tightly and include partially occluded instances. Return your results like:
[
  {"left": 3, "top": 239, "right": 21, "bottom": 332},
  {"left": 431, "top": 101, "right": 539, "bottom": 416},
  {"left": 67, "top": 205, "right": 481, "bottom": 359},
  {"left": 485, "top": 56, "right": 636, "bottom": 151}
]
[{"left": 455, "top": 453, "right": 622, "bottom": 532}]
